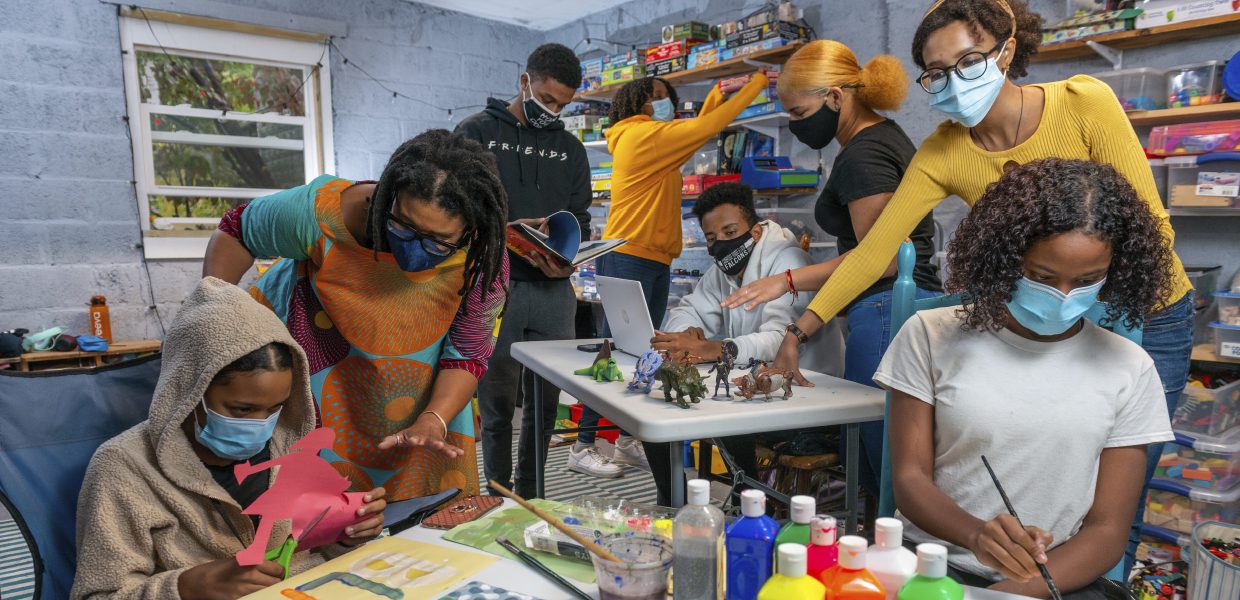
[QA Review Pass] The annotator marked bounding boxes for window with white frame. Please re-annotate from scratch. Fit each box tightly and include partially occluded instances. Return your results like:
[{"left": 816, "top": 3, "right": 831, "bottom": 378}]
[{"left": 119, "top": 15, "right": 333, "bottom": 259}]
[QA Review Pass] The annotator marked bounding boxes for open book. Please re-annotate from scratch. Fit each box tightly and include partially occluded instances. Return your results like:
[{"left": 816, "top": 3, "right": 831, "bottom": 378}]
[{"left": 506, "top": 210, "right": 626, "bottom": 268}]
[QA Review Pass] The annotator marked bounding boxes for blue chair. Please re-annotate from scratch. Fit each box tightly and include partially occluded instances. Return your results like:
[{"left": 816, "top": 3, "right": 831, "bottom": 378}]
[
  {"left": 879, "top": 242, "right": 1140, "bottom": 581},
  {"left": 0, "top": 355, "right": 160, "bottom": 599}
]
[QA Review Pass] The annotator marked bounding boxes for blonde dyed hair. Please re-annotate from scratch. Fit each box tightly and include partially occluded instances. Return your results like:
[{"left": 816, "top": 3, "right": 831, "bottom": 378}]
[{"left": 777, "top": 40, "right": 908, "bottom": 112}]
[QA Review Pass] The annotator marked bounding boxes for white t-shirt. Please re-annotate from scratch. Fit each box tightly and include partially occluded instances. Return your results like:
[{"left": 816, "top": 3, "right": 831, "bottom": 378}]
[{"left": 873, "top": 306, "right": 1173, "bottom": 580}]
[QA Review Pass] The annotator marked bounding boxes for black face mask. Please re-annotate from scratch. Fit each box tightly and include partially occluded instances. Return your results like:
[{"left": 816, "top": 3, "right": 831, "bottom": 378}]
[
  {"left": 708, "top": 231, "right": 756, "bottom": 277},
  {"left": 521, "top": 73, "right": 561, "bottom": 129},
  {"left": 788, "top": 101, "right": 840, "bottom": 150}
]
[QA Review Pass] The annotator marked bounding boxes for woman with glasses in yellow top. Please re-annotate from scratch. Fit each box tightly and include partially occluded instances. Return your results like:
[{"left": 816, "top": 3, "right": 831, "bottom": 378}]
[{"left": 722, "top": 0, "right": 1192, "bottom": 574}]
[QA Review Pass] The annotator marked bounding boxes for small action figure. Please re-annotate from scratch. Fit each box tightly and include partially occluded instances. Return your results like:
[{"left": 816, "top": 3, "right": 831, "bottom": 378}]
[
  {"left": 706, "top": 343, "right": 735, "bottom": 398},
  {"left": 627, "top": 349, "right": 664, "bottom": 394},
  {"left": 732, "top": 365, "right": 794, "bottom": 401},
  {"left": 741, "top": 357, "right": 766, "bottom": 378},
  {"left": 656, "top": 351, "right": 707, "bottom": 409},
  {"left": 574, "top": 340, "right": 624, "bottom": 382}
]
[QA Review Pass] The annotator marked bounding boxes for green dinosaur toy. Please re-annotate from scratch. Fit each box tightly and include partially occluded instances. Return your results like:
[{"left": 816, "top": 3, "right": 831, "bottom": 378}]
[
  {"left": 574, "top": 340, "right": 624, "bottom": 382},
  {"left": 655, "top": 351, "right": 707, "bottom": 409}
]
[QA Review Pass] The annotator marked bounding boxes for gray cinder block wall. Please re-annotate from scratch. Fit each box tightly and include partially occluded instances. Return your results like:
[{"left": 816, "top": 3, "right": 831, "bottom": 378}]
[{"left": 0, "top": 0, "right": 540, "bottom": 339}]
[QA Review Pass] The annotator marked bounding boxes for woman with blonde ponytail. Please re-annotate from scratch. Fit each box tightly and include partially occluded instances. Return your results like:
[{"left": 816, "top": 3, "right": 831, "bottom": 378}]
[{"left": 765, "top": 39, "right": 944, "bottom": 496}]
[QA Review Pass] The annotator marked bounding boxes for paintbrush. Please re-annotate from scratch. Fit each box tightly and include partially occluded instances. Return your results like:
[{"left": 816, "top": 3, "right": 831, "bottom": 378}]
[
  {"left": 496, "top": 535, "right": 593, "bottom": 600},
  {"left": 487, "top": 480, "right": 623, "bottom": 563},
  {"left": 981, "top": 455, "right": 1064, "bottom": 600}
]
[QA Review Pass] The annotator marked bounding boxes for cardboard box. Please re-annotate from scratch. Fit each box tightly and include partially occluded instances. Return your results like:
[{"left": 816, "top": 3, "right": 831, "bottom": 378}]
[
  {"left": 663, "top": 21, "right": 712, "bottom": 42},
  {"left": 602, "top": 50, "right": 645, "bottom": 69},
  {"left": 1136, "top": 0, "right": 1240, "bottom": 29},
  {"left": 719, "top": 72, "right": 780, "bottom": 93},
  {"left": 726, "top": 22, "right": 808, "bottom": 48},
  {"left": 735, "top": 100, "right": 782, "bottom": 121},
  {"left": 580, "top": 57, "right": 603, "bottom": 76},
  {"left": 562, "top": 115, "right": 601, "bottom": 131},
  {"left": 719, "top": 37, "right": 791, "bottom": 61},
  {"left": 645, "top": 39, "right": 705, "bottom": 63},
  {"left": 601, "top": 65, "right": 642, "bottom": 86},
  {"left": 646, "top": 56, "right": 687, "bottom": 77},
  {"left": 682, "top": 174, "right": 707, "bottom": 196},
  {"left": 1041, "top": 8, "right": 1141, "bottom": 44}
]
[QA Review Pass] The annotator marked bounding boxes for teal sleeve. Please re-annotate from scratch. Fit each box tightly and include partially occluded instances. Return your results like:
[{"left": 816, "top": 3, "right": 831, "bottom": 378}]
[{"left": 240, "top": 175, "right": 335, "bottom": 259}]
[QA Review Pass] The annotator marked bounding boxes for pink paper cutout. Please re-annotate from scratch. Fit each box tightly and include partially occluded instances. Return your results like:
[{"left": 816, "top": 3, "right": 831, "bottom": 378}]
[{"left": 233, "top": 427, "right": 370, "bottom": 566}]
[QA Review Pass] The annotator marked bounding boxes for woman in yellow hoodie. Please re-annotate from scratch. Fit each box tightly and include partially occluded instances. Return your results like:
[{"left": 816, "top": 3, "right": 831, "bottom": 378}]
[{"left": 571, "top": 72, "right": 769, "bottom": 505}]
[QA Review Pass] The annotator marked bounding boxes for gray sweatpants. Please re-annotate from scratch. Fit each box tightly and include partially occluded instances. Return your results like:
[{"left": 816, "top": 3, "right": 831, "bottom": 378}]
[{"left": 477, "top": 278, "right": 576, "bottom": 498}]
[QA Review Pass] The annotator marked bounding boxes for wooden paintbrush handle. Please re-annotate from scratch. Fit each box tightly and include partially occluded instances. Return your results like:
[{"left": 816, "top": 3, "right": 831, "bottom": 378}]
[{"left": 487, "top": 480, "right": 624, "bottom": 563}]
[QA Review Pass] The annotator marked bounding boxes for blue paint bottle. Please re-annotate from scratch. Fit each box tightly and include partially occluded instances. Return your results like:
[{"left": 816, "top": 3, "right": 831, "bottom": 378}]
[{"left": 725, "top": 489, "right": 780, "bottom": 600}]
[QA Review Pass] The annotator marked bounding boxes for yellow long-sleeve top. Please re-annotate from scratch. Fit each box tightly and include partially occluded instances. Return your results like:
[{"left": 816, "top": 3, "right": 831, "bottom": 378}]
[
  {"left": 603, "top": 72, "right": 770, "bottom": 265},
  {"left": 807, "top": 74, "right": 1192, "bottom": 321}
]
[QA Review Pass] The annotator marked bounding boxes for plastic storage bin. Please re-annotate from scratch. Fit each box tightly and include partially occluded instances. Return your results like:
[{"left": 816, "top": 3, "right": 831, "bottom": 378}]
[
  {"left": 1144, "top": 479, "right": 1240, "bottom": 535},
  {"left": 1167, "top": 61, "right": 1226, "bottom": 107},
  {"left": 1166, "top": 153, "right": 1240, "bottom": 208},
  {"left": 1156, "top": 428, "right": 1240, "bottom": 491},
  {"left": 1149, "top": 158, "right": 1168, "bottom": 204},
  {"left": 1187, "top": 521, "right": 1240, "bottom": 600},
  {"left": 1092, "top": 68, "right": 1166, "bottom": 111},
  {"left": 1212, "top": 321, "right": 1240, "bottom": 360},
  {"left": 1217, "top": 291, "right": 1240, "bottom": 326},
  {"left": 1185, "top": 265, "right": 1221, "bottom": 310},
  {"left": 1172, "top": 374, "right": 1240, "bottom": 436}
]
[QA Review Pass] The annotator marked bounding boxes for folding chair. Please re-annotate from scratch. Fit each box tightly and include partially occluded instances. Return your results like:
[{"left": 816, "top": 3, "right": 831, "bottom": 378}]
[{"left": 0, "top": 355, "right": 160, "bottom": 599}]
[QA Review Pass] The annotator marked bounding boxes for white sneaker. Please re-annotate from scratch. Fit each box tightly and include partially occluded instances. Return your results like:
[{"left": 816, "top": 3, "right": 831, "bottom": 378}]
[
  {"left": 567, "top": 445, "right": 624, "bottom": 479},
  {"left": 611, "top": 436, "right": 650, "bottom": 471}
]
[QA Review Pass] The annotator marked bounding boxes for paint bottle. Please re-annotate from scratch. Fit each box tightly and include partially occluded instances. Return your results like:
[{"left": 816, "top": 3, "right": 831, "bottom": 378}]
[
  {"left": 773, "top": 494, "right": 815, "bottom": 571},
  {"left": 820, "top": 535, "right": 885, "bottom": 600},
  {"left": 725, "top": 489, "right": 780, "bottom": 600},
  {"left": 867, "top": 518, "right": 917, "bottom": 600},
  {"left": 89, "top": 295, "right": 112, "bottom": 343},
  {"left": 757, "top": 544, "right": 827, "bottom": 600},
  {"left": 898, "top": 544, "right": 962, "bottom": 600},
  {"left": 674, "top": 479, "right": 725, "bottom": 600},
  {"left": 807, "top": 515, "right": 839, "bottom": 579}
]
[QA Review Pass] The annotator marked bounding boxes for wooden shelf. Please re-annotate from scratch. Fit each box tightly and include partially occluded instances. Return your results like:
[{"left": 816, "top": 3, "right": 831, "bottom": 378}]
[
  {"left": 15, "top": 339, "right": 161, "bottom": 371},
  {"left": 1128, "top": 103, "right": 1240, "bottom": 126},
  {"left": 1032, "top": 13, "right": 1240, "bottom": 63},
  {"left": 575, "top": 41, "right": 805, "bottom": 102},
  {"left": 1168, "top": 206, "right": 1240, "bottom": 217},
  {"left": 1193, "top": 343, "right": 1240, "bottom": 365}
]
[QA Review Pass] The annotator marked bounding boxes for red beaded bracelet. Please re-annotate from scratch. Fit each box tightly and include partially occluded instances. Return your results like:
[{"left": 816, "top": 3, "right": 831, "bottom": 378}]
[{"left": 785, "top": 269, "right": 798, "bottom": 302}]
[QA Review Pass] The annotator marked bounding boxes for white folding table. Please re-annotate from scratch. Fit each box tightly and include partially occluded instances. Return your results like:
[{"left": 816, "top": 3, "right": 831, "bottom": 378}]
[{"left": 510, "top": 338, "right": 886, "bottom": 534}]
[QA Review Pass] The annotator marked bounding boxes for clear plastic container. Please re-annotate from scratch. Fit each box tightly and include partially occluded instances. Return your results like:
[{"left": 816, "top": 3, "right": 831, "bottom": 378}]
[
  {"left": 1172, "top": 373, "right": 1240, "bottom": 437},
  {"left": 1166, "top": 153, "right": 1240, "bottom": 208},
  {"left": 1212, "top": 321, "right": 1240, "bottom": 361},
  {"left": 1216, "top": 291, "right": 1240, "bottom": 327},
  {"left": 1156, "top": 427, "right": 1240, "bottom": 491},
  {"left": 1167, "top": 61, "right": 1227, "bottom": 108},
  {"left": 1149, "top": 158, "right": 1168, "bottom": 205},
  {"left": 1093, "top": 68, "right": 1167, "bottom": 111},
  {"left": 1185, "top": 266, "right": 1222, "bottom": 310},
  {"left": 1143, "top": 480, "right": 1240, "bottom": 535}
]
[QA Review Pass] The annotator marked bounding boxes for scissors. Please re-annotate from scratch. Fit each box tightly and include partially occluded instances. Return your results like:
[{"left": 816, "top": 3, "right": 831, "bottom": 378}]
[{"left": 265, "top": 505, "right": 331, "bottom": 580}]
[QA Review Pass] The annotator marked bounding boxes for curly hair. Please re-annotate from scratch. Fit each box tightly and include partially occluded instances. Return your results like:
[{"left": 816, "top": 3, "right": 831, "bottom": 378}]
[
  {"left": 369, "top": 129, "right": 508, "bottom": 303},
  {"left": 779, "top": 40, "right": 908, "bottom": 112},
  {"left": 691, "top": 182, "right": 758, "bottom": 227},
  {"left": 912, "top": 0, "right": 1043, "bottom": 80},
  {"left": 946, "top": 158, "right": 1174, "bottom": 332},
  {"left": 608, "top": 76, "right": 680, "bottom": 123},
  {"left": 527, "top": 43, "right": 582, "bottom": 90}
]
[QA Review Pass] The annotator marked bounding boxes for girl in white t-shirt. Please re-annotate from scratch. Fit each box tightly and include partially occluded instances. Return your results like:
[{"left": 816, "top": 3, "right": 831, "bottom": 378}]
[{"left": 875, "top": 157, "right": 1175, "bottom": 599}]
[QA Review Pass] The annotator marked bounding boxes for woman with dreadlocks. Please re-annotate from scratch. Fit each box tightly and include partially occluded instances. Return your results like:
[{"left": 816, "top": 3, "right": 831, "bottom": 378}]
[{"left": 203, "top": 129, "right": 509, "bottom": 500}]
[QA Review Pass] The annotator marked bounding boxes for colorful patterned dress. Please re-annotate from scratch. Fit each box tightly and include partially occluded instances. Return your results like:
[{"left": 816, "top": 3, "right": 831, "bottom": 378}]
[{"left": 219, "top": 175, "right": 506, "bottom": 500}]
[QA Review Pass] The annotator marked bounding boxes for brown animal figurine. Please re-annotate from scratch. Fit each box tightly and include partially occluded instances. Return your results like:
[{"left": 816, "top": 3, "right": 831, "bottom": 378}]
[{"left": 731, "top": 366, "right": 794, "bottom": 401}]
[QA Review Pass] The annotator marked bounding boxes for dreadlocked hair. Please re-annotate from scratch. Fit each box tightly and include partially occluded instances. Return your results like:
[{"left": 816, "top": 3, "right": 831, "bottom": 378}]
[
  {"left": 608, "top": 76, "right": 680, "bottom": 123},
  {"left": 946, "top": 158, "right": 1174, "bottom": 332},
  {"left": 368, "top": 129, "right": 508, "bottom": 302}
]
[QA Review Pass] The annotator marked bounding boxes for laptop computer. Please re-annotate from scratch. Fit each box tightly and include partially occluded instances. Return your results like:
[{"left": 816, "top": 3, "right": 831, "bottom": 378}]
[{"left": 595, "top": 275, "right": 656, "bottom": 357}]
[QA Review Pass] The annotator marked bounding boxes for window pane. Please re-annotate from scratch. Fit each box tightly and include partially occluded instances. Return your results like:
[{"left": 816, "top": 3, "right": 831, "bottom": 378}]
[
  {"left": 148, "top": 195, "right": 245, "bottom": 235},
  {"left": 150, "top": 113, "right": 303, "bottom": 140},
  {"left": 136, "top": 50, "right": 307, "bottom": 116},
  {"left": 152, "top": 142, "right": 305, "bottom": 189}
]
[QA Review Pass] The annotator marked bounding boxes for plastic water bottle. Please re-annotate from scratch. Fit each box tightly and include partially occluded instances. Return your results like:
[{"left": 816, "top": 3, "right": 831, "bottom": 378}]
[
  {"left": 757, "top": 544, "right": 827, "bottom": 599},
  {"left": 725, "top": 489, "right": 780, "bottom": 600},
  {"left": 674, "top": 479, "right": 725, "bottom": 600},
  {"left": 820, "top": 535, "right": 885, "bottom": 599},
  {"left": 898, "top": 544, "right": 963, "bottom": 600},
  {"left": 868, "top": 518, "right": 917, "bottom": 600},
  {"left": 773, "top": 494, "right": 815, "bottom": 571},
  {"left": 807, "top": 515, "right": 839, "bottom": 579}
]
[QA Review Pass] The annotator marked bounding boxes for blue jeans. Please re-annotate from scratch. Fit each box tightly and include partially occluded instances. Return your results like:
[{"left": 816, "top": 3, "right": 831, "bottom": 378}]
[
  {"left": 1125, "top": 291, "right": 1195, "bottom": 574},
  {"left": 843, "top": 288, "right": 940, "bottom": 498}
]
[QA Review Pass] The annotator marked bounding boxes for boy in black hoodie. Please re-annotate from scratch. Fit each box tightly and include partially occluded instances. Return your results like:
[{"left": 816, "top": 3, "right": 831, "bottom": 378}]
[{"left": 456, "top": 43, "right": 597, "bottom": 497}]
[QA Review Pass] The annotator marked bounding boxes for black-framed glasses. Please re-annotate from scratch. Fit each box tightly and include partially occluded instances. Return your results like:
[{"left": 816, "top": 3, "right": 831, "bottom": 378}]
[
  {"left": 385, "top": 211, "right": 467, "bottom": 256},
  {"left": 918, "top": 41, "right": 1005, "bottom": 94}
]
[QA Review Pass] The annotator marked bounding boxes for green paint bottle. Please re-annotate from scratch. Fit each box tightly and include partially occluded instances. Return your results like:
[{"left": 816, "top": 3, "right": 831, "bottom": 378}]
[{"left": 897, "top": 544, "right": 963, "bottom": 600}]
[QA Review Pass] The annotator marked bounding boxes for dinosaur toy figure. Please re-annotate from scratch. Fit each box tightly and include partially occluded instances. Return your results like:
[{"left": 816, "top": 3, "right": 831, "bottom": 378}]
[
  {"left": 627, "top": 349, "right": 664, "bottom": 394},
  {"left": 706, "top": 343, "right": 736, "bottom": 398},
  {"left": 574, "top": 340, "right": 624, "bottom": 382},
  {"left": 732, "top": 366, "right": 794, "bottom": 401},
  {"left": 655, "top": 351, "right": 707, "bottom": 409}
]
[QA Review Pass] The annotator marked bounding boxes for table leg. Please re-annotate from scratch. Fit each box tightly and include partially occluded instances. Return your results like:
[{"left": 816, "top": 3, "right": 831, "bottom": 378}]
[
  {"left": 533, "top": 374, "right": 546, "bottom": 499},
  {"left": 670, "top": 441, "right": 685, "bottom": 507},
  {"left": 845, "top": 422, "right": 860, "bottom": 535},
  {"left": 697, "top": 439, "right": 712, "bottom": 481}
]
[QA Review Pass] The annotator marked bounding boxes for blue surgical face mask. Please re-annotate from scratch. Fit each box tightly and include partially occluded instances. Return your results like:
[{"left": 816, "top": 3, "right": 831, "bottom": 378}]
[
  {"left": 929, "top": 44, "right": 1008, "bottom": 128},
  {"left": 1007, "top": 276, "right": 1107, "bottom": 336},
  {"left": 651, "top": 98, "right": 675, "bottom": 122},
  {"left": 386, "top": 226, "right": 454, "bottom": 273},
  {"left": 194, "top": 401, "right": 281, "bottom": 461}
]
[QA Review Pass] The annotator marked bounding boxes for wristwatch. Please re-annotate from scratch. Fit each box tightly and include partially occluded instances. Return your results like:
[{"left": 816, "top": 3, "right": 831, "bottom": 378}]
[
  {"left": 784, "top": 323, "right": 809, "bottom": 345},
  {"left": 723, "top": 339, "right": 738, "bottom": 358}
]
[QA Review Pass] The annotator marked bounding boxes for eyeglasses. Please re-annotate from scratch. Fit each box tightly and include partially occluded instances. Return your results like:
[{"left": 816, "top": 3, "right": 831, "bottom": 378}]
[
  {"left": 917, "top": 41, "right": 1005, "bottom": 94},
  {"left": 385, "top": 211, "right": 467, "bottom": 257}
]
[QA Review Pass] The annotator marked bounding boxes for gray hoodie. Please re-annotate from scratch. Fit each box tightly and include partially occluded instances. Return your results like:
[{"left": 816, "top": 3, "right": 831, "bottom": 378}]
[{"left": 71, "top": 277, "right": 345, "bottom": 599}]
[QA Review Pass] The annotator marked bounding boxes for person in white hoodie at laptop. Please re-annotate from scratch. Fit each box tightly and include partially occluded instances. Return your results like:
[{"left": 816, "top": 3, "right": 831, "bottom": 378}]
[{"left": 650, "top": 182, "right": 843, "bottom": 478}]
